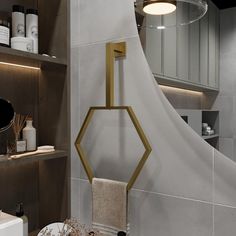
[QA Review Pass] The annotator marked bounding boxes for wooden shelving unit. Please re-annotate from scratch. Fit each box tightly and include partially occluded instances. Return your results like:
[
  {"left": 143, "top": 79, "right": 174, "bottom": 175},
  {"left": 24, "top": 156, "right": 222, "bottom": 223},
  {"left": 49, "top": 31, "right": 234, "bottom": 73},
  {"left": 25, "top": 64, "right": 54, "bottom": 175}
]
[
  {"left": 0, "top": 150, "right": 67, "bottom": 165},
  {"left": 0, "top": 0, "right": 70, "bottom": 233},
  {"left": 0, "top": 46, "right": 67, "bottom": 68}
]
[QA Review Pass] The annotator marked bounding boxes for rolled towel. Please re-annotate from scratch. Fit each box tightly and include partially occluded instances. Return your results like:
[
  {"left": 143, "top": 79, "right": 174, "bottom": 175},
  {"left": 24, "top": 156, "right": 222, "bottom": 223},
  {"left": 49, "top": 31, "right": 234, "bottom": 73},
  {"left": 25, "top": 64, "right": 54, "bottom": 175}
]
[{"left": 92, "top": 178, "right": 128, "bottom": 236}]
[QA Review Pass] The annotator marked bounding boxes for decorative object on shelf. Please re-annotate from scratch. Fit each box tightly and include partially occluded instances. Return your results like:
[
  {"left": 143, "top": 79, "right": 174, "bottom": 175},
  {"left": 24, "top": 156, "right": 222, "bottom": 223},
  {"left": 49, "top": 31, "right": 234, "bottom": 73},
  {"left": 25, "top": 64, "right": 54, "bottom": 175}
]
[
  {"left": 15, "top": 203, "right": 28, "bottom": 236},
  {"left": 26, "top": 9, "right": 38, "bottom": 53},
  {"left": 75, "top": 41, "right": 152, "bottom": 191},
  {"left": 12, "top": 5, "right": 25, "bottom": 37},
  {"left": 0, "top": 18, "right": 10, "bottom": 47},
  {"left": 11, "top": 37, "right": 33, "bottom": 52},
  {"left": 23, "top": 117, "right": 36, "bottom": 151},
  {"left": 0, "top": 98, "right": 14, "bottom": 133},
  {"left": 143, "top": 0, "right": 177, "bottom": 15},
  {"left": 135, "top": 0, "right": 208, "bottom": 29},
  {"left": 12, "top": 113, "right": 28, "bottom": 153},
  {"left": 0, "top": 98, "right": 14, "bottom": 155},
  {"left": 9, "top": 145, "right": 55, "bottom": 160},
  {"left": 38, "top": 219, "right": 101, "bottom": 236},
  {"left": 202, "top": 123, "right": 214, "bottom": 136}
]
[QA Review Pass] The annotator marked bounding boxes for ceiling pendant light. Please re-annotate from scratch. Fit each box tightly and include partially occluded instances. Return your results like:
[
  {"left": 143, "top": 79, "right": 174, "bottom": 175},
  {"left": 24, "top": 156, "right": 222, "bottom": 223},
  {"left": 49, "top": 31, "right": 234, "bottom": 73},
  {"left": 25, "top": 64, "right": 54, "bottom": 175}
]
[
  {"left": 135, "top": 0, "right": 208, "bottom": 29},
  {"left": 143, "top": 0, "right": 177, "bottom": 15}
]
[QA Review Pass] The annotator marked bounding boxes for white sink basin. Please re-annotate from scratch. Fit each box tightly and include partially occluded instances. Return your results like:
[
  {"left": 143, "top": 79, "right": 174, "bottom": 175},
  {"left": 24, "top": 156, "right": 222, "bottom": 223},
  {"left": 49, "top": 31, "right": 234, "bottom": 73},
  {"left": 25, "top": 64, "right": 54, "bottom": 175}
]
[{"left": 0, "top": 212, "right": 23, "bottom": 236}]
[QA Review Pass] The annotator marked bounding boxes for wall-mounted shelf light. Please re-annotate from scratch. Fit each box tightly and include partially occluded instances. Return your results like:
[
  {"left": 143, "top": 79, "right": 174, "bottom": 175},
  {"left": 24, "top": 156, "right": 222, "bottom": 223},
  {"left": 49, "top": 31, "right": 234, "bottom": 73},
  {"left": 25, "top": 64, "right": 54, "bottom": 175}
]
[
  {"left": 0, "top": 61, "right": 41, "bottom": 70},
  {"left": 159, "top": 85, "right": 203, "bottom": 95}
]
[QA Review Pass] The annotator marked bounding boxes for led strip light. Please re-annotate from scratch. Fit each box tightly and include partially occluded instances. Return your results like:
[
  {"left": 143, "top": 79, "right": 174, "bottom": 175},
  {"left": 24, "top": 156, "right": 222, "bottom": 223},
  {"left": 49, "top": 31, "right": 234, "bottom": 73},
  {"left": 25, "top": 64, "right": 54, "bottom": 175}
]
[
  {"left": 160, "top": 85, "right": 203, "bottom": 95},
  {"left": 0, "top": 61, "right": 40, "bottom": 70}
]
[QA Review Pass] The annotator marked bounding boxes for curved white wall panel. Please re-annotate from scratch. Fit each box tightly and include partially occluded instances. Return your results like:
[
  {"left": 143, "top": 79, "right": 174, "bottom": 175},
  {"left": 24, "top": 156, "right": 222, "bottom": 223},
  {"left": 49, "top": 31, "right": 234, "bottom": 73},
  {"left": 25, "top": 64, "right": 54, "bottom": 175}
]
[{"left": 70, "top": 0, "right": 236, "bottom": 235}]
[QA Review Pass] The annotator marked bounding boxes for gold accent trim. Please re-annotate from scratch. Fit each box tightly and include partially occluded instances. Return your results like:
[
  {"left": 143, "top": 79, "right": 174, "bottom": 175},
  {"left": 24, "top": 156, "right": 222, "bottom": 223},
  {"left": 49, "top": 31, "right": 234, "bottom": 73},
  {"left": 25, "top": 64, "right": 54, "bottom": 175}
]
[
  {"left": 75, "top": 42, "right": 152, "bottom": 191},
  {"left": 106, "top": 42, "right": 126, "bottom": 108}
]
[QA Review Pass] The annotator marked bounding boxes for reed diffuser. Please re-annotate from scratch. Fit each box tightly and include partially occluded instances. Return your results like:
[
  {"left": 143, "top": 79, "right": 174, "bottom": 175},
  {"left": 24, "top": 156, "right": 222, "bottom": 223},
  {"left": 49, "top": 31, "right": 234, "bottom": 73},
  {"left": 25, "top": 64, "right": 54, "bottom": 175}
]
[{"left": 12, "top": 113, "right": 28, "bottom": 153}]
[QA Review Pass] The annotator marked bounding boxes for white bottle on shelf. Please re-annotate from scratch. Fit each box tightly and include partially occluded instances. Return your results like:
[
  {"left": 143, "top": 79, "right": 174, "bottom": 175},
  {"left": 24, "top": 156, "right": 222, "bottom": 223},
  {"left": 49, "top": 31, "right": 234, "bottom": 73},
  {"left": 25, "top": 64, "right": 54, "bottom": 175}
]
[
  {"left": 23, "top": 118, "right": 36, "bottom": 151},
  {"left": 26, "top": 9, "right": 38, "bottom": 53},
  {"left": 12, "top": 5, "right": 25, "bottom": 37}
]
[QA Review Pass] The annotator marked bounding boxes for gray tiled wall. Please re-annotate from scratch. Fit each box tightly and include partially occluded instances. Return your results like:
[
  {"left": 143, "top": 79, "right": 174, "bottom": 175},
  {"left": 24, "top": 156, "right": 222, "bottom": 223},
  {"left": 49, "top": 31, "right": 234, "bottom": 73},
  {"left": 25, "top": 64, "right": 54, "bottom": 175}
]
[
  {"left": 70, "top": 1, "right": 236, "bottom": 235},
  {"left": 212, "top": 7, "right": 236, "bottom": 161}
]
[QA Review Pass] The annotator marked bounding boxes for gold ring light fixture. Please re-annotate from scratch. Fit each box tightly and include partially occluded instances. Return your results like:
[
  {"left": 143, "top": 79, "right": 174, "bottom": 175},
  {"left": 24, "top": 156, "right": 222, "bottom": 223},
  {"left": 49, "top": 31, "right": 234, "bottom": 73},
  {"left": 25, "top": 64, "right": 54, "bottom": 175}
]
[{"left": 135, "top": 0, "right": 208, "bottom": 29}]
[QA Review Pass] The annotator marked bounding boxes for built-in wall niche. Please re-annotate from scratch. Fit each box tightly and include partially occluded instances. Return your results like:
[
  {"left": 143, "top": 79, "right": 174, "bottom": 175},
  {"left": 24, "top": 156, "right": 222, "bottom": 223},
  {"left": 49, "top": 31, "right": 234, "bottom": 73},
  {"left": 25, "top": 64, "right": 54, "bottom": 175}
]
[
  {"left": 176, "top": 109, "right": 219, "bottom": 149},
  {"left": 0, "top": 0, "right": 69, "bottom": 235},
  {"left": 160, "top": 85, "right": 203, "bottom": 110}
]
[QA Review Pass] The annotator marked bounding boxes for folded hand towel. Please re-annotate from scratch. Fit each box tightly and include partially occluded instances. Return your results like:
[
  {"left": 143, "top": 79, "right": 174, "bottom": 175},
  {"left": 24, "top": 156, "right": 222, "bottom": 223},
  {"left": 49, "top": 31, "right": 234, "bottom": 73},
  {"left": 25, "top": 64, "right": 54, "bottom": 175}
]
[{"left": 92, "top": 178, "right": 128, "bottom": 236}]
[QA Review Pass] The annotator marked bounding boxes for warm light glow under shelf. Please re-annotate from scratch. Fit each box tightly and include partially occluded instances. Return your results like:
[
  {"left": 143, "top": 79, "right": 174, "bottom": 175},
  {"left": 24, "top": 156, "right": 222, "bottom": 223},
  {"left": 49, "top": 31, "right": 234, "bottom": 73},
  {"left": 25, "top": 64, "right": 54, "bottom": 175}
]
[
  {"left": 160, "top": 85, "right": 203, "bottom": 95},
  {"left": 0, "top": 61, "right": 41, "bottom": 70}
]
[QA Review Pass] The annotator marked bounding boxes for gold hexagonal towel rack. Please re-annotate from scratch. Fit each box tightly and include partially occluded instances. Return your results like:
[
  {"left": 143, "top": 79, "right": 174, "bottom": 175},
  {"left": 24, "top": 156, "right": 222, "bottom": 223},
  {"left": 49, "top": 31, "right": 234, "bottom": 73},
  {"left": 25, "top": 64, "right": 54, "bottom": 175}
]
[{"left": 75, "top": 42, "right": 152, "bottom": 191}]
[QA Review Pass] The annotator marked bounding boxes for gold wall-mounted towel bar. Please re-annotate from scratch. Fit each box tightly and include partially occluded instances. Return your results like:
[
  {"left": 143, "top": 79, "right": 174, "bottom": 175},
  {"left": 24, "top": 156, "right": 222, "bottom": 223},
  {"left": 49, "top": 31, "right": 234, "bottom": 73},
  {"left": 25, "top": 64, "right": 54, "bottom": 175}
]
[{"left": 75, "top": 42, "right": 152, "bottom": 191}]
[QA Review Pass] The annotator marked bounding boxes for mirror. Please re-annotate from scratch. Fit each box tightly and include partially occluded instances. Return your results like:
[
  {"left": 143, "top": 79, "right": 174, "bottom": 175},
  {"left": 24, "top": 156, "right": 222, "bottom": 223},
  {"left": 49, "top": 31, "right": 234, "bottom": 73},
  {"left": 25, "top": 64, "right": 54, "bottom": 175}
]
[
  {"left": 136, "top": 1, "right": 236, "bottom": 159},
  {"left": 0, "top": 98, "right": 14, "bottom": 133},
  {"left": 0, "top": 98, "right": 14, "bottom": 155}
]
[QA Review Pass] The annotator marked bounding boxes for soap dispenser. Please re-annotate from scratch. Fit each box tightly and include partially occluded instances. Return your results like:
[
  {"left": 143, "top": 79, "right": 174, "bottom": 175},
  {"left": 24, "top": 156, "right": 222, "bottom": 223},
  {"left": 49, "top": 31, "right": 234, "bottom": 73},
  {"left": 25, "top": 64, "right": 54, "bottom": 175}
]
[{"left": 16, "top": 203, "right": 28, "bottom": 236}]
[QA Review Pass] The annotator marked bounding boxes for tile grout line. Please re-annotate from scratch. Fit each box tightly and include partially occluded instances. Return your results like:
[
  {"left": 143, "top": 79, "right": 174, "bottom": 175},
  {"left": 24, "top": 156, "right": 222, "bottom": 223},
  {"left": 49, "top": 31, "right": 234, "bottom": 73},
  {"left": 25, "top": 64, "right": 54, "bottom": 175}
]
[
  {"left": 75, "top": 177, "right": 236, "bottom": 209},
  {"left": 132, "top": 188, "right": 214, "bottom": 205},
  {"left": 72, "top": 35, "right": 139, "bottom": 49}
]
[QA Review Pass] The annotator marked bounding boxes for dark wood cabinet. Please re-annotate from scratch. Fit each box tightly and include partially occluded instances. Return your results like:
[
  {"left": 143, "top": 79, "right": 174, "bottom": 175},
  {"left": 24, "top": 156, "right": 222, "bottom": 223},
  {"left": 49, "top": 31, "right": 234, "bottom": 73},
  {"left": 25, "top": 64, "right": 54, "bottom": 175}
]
[{"left": 0, "top": 0, "right": 70, "bottom": 233}]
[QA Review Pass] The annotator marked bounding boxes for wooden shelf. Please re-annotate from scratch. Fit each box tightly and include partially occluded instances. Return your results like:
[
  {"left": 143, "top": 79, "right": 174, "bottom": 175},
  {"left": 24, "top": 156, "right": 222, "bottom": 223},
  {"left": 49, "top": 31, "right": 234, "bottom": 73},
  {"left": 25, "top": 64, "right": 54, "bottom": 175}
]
[
  {"left": 0, "top": 46, "right": 67, "bottom": 69},
  {"left": 0, "top": 150, "right": 67, "bottom": 166},
  {"left": 202, "top": 134, "right": 219, "bottom": 140}
]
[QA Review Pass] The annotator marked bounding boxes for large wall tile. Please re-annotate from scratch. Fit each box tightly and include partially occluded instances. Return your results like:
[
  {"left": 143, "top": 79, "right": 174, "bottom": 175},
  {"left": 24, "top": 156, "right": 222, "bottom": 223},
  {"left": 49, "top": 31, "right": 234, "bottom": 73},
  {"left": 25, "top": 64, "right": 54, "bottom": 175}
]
[
  {"left": 220, "top": 8, "right": 236, "bottom": 55},
  {"left": 77, "top": 179, "right": 92, "bottom": 225},
  {"left": 71, "top": 178, "right": 80, "bottom": 218},
  {"left": 219, "top": 138, "right": 234, "bottom": 161},
  {"left": 212, "top": 95, "right": 235, "bottom": 138},
  {"left": 129, "top": 190, "right": 213, "bottom": 236},
  {"left": 219, "top": 54, "right": 236, "bottom": 95},
  {"left": 214, "top": 205, "right": 236, "bottom": 236},
  {"left": 214, "top": 149, "right": 236, "bottom": 207},
  {"left": 71, "top": 178, "right": 92, "bottom": 225},
  {"left": 75, "top": 0, "right": 138, "bottom": 46},
  {"left": 70, "top": 0, "right": 80, "bottom": 47}
]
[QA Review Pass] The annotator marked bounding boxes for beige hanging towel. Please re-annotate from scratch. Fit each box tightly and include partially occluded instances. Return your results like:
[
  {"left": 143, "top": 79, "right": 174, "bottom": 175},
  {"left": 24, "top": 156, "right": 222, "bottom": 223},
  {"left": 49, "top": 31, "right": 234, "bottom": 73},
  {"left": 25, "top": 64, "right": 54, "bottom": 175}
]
[{"left": 92, "top": 178, "right": 128, "bottom": 236}]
